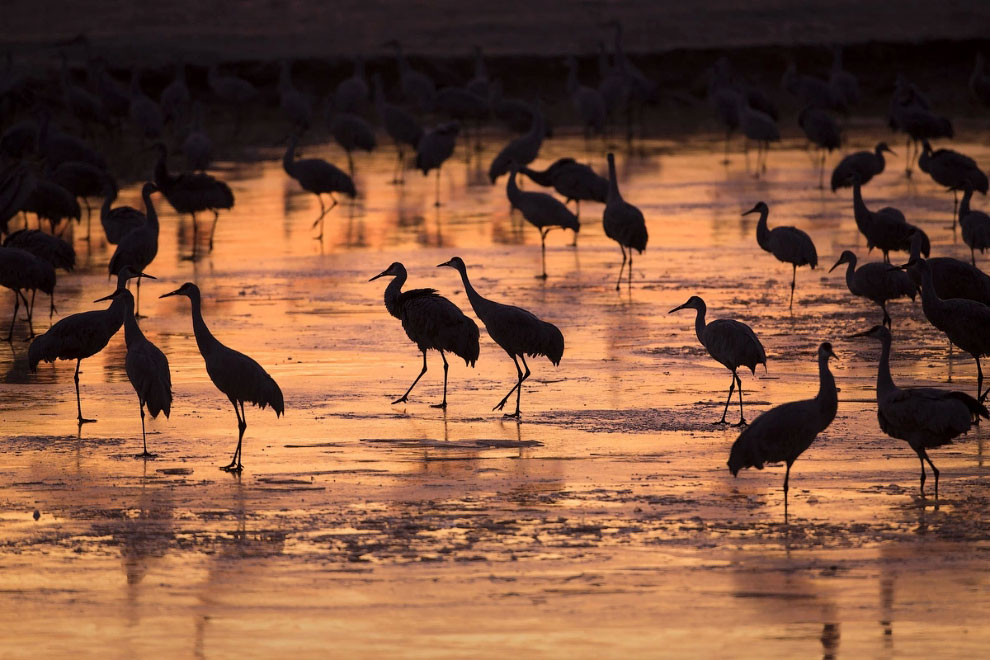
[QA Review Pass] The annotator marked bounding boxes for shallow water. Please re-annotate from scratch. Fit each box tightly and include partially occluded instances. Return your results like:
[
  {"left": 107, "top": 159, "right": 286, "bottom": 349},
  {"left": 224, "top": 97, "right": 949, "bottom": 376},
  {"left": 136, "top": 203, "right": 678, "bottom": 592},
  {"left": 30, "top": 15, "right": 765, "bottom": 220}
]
[{"left": 2, "top": 126, "right": 990, "bottom": 658}]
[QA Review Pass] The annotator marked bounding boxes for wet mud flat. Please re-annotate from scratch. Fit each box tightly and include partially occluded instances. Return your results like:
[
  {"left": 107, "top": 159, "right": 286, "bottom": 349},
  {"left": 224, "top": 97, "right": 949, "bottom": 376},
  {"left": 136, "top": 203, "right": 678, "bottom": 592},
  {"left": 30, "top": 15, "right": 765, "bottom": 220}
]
[{"left": 2, "top": 130, "right": 990, "bottom": 656}]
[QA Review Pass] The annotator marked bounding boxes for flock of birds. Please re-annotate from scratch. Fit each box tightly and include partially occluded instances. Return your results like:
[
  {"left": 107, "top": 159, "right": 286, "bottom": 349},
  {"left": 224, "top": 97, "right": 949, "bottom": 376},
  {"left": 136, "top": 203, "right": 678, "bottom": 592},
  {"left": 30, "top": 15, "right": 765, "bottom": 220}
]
[{"left": 1, "top": 32, "right": 990, "bottom": 515}]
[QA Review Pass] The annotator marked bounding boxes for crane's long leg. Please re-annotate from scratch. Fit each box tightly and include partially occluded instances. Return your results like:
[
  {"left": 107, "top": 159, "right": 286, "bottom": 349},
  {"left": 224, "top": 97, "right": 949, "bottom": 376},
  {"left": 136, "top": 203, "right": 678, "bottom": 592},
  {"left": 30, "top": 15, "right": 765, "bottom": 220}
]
[
  {"left": 571, "top": 202, "right": 580, "bottom": 247},
  {"left": 347, "top": 152, "right": 355, "bottom": 178},
  {"left": 24, "top": 290, "right": 36, "bottom": 338},
  {"left": 221, "top": 398, "right": 246, "bottom": 472},
  {"left": 190, "top": 212, "right": 198, "bottom": 259},
  {"left": 5, "top": 290, "right": 19, "bottom": 342},
  {"left": 538, "top": 228, "right": 549, "bottom": 280},
  {"left": 783, "top": 462, "right": 792, "bottom": 521},
  {"left": 789, "top": 264, "right": 797, "bottom": 310},
  {"left": 615, "top": 246, "right": 627, "bottom": 291},
  {"left": 512, "top": 355, "right": 532, "bottom": 418},
  {"left": 434, "top": 167, "right": 442, "bottom": 207},
  {"left": 881, "top": 302, "right": 891, "bottom": 329},
  {"left": 394, "top": 350, "right": 428, "bottom": 404},
  {"left": 430, "top": 351, "right": 449, "bottom": 409},
  {"left": 135, "top": 275, "right": 143, "bottom": 318},
  {"left": 732, "top": 372, "right": 747, "bottom": 427},
  {"left": 137, "top": 399, "right": 156, "bottom": 458},
  {"left": 818, "top": 150, "right": 826, "bottom": 189},
  {"left": 628, "top": 251, "right": 634, "bottom": 288},
  {"left": 493, "top": 354, "right": 525, "bottom": 416},
  {"left": 208, "top": 210, "right": 220, "bottom": 251},
  {"left": 920, "top": 448, "right": 939, "bottom": 500},
  {"left": 952, "top": 190, "right": 958, "bottom": 229},
  {"left": 75, "top": 359, "right": 96, "bottom": 424},
  {"left": 973, "top": 247, "right": 977, "bottom": 267},
  {"left": 716, "top": 370, "right": 736, "bottom": 424},
  {"left": 917, "top": 452, "right": 927, "bottom": 497}
]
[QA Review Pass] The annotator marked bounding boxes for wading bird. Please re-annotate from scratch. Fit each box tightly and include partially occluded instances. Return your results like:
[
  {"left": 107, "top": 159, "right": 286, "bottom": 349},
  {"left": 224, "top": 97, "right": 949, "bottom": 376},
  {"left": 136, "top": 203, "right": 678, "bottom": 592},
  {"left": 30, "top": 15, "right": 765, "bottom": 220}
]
[
  {"left": 160, "top": 283, "right": 284, "bottom": 472},
  {"left": 728, "top": 342, "right": 838, "bottom": 517},
  {"left": 903, "top": 229, "right": 988, "bottom": 304},
  {"left": 520, "top": 157, "right": 608, "bottom": 229},
  {"left": 919, "top": 141, "right": 988, "bottom": 226},
  {"left": 851, "top": 325, "right": 987, "bottom": 499},
  {"left": 335, "top": 56, "right": 369, "bottom": 114},
  {"left": 374, "top": 73, "right": 423, "bottom": 184},
  {"left": 159, "top": 63, "right": 190, "bottom": 125},
  {"left": 744, "top": 201, "right": 817, "bottom": 308},
  {"left": 829, "top": 46, "right": 860, "bottom": 108},
  {"left": 326, "top": 100, "right": 376, "bottom": 176},
  {"left": 282, "top": 134, "right": 355, "bottom": 239},
  {"left": 278, "top": 60, "right": 312, "bottom": 131},
  {"left": 489, "top": 106, "right": 544, "bottom": 183},
  {"left": 439, "top": 257, "right": 563, "bottom": 417},
  {"left": 370, "top": 262, "right": 479, "bottom": 409},
  {"left": 829, "top": 250, "right": 917, "bottom": 327},
  {"left": 603, "top": 152, "right": 648, "bottom": 290},
  {"left": 506, "top": 167, "right": 579, "bottom": 278},
  {"left": 181, "top": 101, "right": 212, "bottom": 171},
  {"left": 415, "top": 122, "right": 459, "bottom": 207},
  {"left": 848, "top": 174, "right": 925, "bottom": 263},
  {"left": 108, "top": 182, "right": 160, "bottom": 316},
  {"left": 564, "top": 56, "right": 606, "bottom": 136},
  {"left": 798, "top": 106, "right": 840, "bottom": 188},
  {"left": 737, "top": 94, "right": 779, "bottom": 174},
  {"left": 669, "top": 295, "right": 767, "bottom": 426},
  {"left": 830, "top": 142, "right": 893, "bottom": 192},
  {"left": 29, "top": 266, "right": 152, "bottom": 424},
  {"left": 0, "top": 246, "right": 56, "bottom": 341},
  {"left": 960, "top": 186, "right": 990, "bottom": 266},
  {"left": 2, "top": 229, "right": 74, "bottom": 273},
  {"left": 384, "top": 40, "right": 436, "bottom": 113},
  {"left": 95, "top": 288, "right": 171, "bottom": 458},
  {"left": 19, "top": 179, "right": 80, "bottom": 232},
  {"left": 49, "top": 159, "right": 105, "bottom": 233},
  {"left": 100, "top": 177, "right": 146, "bottom": 244}
]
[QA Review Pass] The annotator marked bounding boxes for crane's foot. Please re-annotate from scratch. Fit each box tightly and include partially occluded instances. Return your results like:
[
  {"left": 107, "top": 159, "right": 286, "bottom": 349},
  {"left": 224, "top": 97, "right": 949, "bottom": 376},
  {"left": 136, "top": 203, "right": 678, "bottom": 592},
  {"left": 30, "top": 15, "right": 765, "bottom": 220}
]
[
  {"left": 492, "top": 399, "right": 509, "bottom": 412},
  {"left": 713, "top": 419, "right": 729, "bottom": 426},
  {"left": 732, "top": 418, "right": 749, "bottom": 428},
  {"left": 77, "top": 417, "right": 97, "bottom": 425},
  {"left": 135, "top": 451, "right": 158, "bottom": 459},
  {"left": 430, "top": 402, "right": 447, "bottom": 409},
  {"left": 535, "top": 273, "right": 548, "bottom": 280},
  {"left": 392, "top": 395, "right": 410, "bottom": 405},
  {"left": 502, "top": 411, "right": 521, "bottom": 419},
  {"left": 220, "top": 462, "right": 243, "bottom": 473}
]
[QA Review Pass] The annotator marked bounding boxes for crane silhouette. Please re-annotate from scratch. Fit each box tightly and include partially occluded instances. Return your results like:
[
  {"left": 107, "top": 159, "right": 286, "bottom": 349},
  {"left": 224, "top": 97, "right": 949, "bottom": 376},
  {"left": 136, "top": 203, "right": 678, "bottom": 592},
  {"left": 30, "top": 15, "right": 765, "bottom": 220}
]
[
  {"left": 782, "top": 62, "right": 842, "bottom": 111},
  {"left": 37, "top": 112, "right": 107, "bottom": 171},
  {"left": 283, "top": 134, "right": 356, "bottom": 239},
  {"left": 744, "top": 201, "right": 817, "bottom": 308},
  {"left": 108, "top": 182, "right": 160, "bottom": 317},
  {"left": 29, "top": 266, "right": 151, "bottom": 424},
  {"left": 160, "top": 282, "right": 284, "bottom": 472},
  {"left": 798, "top": 106, "right": 840, "bottom": 188},
  {"left": 903, "top": 229, "right": 988, "bottom": 304},
  {"left": 830, "top": 142, "right": 893, "bottom": 193},
  {"left": 278, "top": 60, "right": 312, "bottom": 131},
  {"left": 919, "top": 141, "right": 988, "bottom": 227},
  {"left": 851, "top": 325, "right": 987, "bottom": 499},
  {"left": 49, "top": 159, "right": 105, "bottom": 235},
  {"left": 439, "top": 257, "right": 563, "bottom": 417},
  {"left": 415, "top": 122, "right": 459, "bottom": 207},
  {"left": 959, "top": 186, "right": 990, "bottom": 266},
  {"left": 181, "top": 101, "right": 212, "bottom": 171},
  {"left": 335, "top": 56, "right": 369, "bottom": 114},
  {"left": 325, "top": 100, "right": 376, "bottom": 176},
  {"left": 728, "top": 342, "right": 838, "bottom": 518},
  {"left": 159, "top": 63, "right": 190, "bottom": 125},
  {"left": 20, "top": 179, "right": 80, "bottom": 232},
  {"left": 374, "top": 73, "right": 423, "bottom": 184},
  {"left": 829, "top": 46, "right": 860, "bottom": 108},
  {"left": 370, "top": 262, "right": 479, "bottom": 409},
  {"left": 100, "top": 177, "right": 146, "bottom": 244},
  {"left": 95, "top": 288, "right": 171, "bottom": 458},
  {"left": 152, "top": 142, "right": 234, "bottom": 255},
  {"left": 2, "top": 229, "right": 74, "bottom": 273},
  {"left": 848, "top": 174, "right": 925, "bottom": 263},
  {"left": 564, "top": 56, "right": 606, "bottom": 136},
  {"left": 520, "top": 157, "right": 608, "bottom": 233},
  {"left": 829, "top": 250, "right": 917, "bottom": 327},
  {"left": 669, "top": 295, "right": 767, "bottom": 426},
  {"left": 737, "top": 94, "right": 779, "bottom": 175},
  {"left": 0, "top": 161, "right": 34, "bottom": 236},
  {"left": 384, "top": 40, "right": 436, "bottom": 112},
  {"left": 489, "top": 105, "right": 544, "bottom": 183},
  {"left": 506, "top": 166, "right": 579, "bottom": 278},
  {"left": 888, "top": 77, "right": 952, "bottom": 176},
  {"left": 207, "top": 63, "right": 259, "bottom": 133},
  {"left": 603, "top": 152, "right": 648, "bottom": 290},
  {"left": 0, "top": 245, "right": 55, "bottom": 341}
]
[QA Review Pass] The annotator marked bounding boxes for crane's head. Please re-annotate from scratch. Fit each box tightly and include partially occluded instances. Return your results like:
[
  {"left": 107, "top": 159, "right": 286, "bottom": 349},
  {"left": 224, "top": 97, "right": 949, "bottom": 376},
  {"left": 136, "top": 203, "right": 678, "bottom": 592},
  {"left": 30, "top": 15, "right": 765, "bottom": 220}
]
[
  {"left": 819, "top": 342, "right": 838, "bottom": 363},
  {"left": 848, "top": 325, "right": 890, "bottom": 343},
  {"left": 437, "top": 256, "right": 466, "bottom": 272},
  {"left": 875, "top": 142, "right": 895, "bottom": 156},
  {"left": 159, "top": 282, "right": 199, "bottom": 299},
  {"left": 828, "top": 250, "right": 857, "bottom": 273},
  {"left": 668, "top": 295, "right": 705, "bottom": 314},
  {"left": 93, "top": 287, "right": 133, "bottom": 305},
  {"left": 369, "top": 262, "right": 405, "bottom": 281},
  {"left": 114, "top": 266, "right": 156, "bottom": 290},
  {"left": 742, "top": 201, "right": 768, "bottom": 216},
  {"left": 140, "top": 182, "right": 159, "bottom": 196}
]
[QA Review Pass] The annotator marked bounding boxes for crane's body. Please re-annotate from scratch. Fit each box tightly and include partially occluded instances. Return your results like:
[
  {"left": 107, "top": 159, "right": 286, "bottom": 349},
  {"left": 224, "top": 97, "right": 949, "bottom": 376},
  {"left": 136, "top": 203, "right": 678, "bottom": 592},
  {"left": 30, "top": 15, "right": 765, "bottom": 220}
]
[
  {"left": 745, "top": 201, "right": 817, "bottom": 308},
  {"left": 603, "top": 152, "right": 648, "bottom": 289},
  {"left": 829, "top": 250, "right": 917, "bottom": 327}
]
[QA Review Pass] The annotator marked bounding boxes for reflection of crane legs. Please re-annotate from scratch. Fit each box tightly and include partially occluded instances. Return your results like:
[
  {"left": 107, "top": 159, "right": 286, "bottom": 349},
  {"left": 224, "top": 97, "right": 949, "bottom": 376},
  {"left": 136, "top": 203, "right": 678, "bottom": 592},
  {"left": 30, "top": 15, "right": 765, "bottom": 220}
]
[
  {"left": 394, "top": 350, "right": 429, "bottom": 405},
  {"left": 222, "top": 399, "right": 247, "bottom": 472},
  {"left": 538, "top": 228, "right": 550, "bottom": 279},
  {"left": 789, "top": 263, "right": 798, "bottom": 309},
  {"left": 494, "top": 353, "right": 530, "bottom": 418},
  {"left": 311, "top": 194, "right": 338, "bottom": 240},
  {"left": 434, "top": 168, "right": 442, "bottom": 207}
]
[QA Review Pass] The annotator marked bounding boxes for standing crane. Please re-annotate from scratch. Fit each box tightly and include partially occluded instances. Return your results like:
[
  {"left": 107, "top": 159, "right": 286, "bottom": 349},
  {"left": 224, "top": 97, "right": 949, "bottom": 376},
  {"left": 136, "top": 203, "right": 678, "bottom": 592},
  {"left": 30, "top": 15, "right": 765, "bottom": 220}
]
[
  {"left": 384, "top": 40, "right": 436, "bottom": 112},
  {"left": 0, "top": 246, "right": 55, "bottom": 341},
  {"left": 505, "top": 167, "right": 579, "bottom": 278},
  {"left": 919, "top": 141, "right": 988, "bottom": 227},
  {"left": 669, "top": 295, "right": 767, "bottom": 426},
  {"left": 29, "top": 266, "right": 151, "bottom": 424},
  {"left": 848, "top": 174, "right": 925, "bottom": 263},
  {"left": 369, "top": 262, "right": 479, "bottom": 409},
  {"left": 2, "top": 229, "right": 74, "bottom": 273},
  {"left": 108, "top": 182, "right": 160, "bottom": 317},
  {"left": 970, "top": 54, "right": 990, "bottom": 107},
  {"left": 782, "top": 62, "right": 842, "bottom": 111},
  {"left": 335, "top": 56, "right": 369, "bottom": 114},
  {"left": 798, "top": 106, "right": 840, "bottom": 188},
  {"left": 49, "top": 159, "right": 105, "bottom": 235},
  {"left": 564, "top": 56, "right": 606, "bottom": 136},
  {"left": 278, "top": 60, "right": 312, "bottom": 131},
  {"left": 830, "top": 142, "right": 894, "bottom": 192},
  {"left": 415, "top": 122, "right": 459, "bottom": 207},
  {"left": 744, "top": 201, "right": 817, "bottom": 308},
  {"left": 19, "top": 179, "right": 81, "bottom": 232},
  {"left": 283, "top": 134, "right": 355, "bottom": 239},
  {"left": 207, "top": 63, "right": 259, "bottom": 133},
  {"left": 829, "top": 250, "right": 917, "bottom": 327},
  {"left": 851, "top": 325, "right": 987, "bottom": 499},
  {"left": 960, "top": 186, "right": 990, "bottom": 266},
  {"left": 95, "top": 288, "right": 171, "bottom": 458},
  {"left": 160, "top": 283, "right": 284, "bottom": 472},
  {"left": 603, "top": 152, "right": 648, "bottom": 290},
  {"left": 438, "top": 257, "right": 563, "bottom": 417},
  {"left": 828, "top": 46, "right": 860, "bottom": 108},
  {"left": 325, "top": 99, "right": 376, "bottom": 177},
  {"left": 728, "top": 342, "right": 838, "bottom": 517},
  {"left": 520, "top": 157, "right": 608, "bottom": 229},
  {"left": 374, "top": 73, "right": 423, "bottom": 184},
  {"left": 100, "top": 177, "right": 146, "bottom": 244},
  {"left": 488, "top": 105, "right": 544, "bottom": 183}
]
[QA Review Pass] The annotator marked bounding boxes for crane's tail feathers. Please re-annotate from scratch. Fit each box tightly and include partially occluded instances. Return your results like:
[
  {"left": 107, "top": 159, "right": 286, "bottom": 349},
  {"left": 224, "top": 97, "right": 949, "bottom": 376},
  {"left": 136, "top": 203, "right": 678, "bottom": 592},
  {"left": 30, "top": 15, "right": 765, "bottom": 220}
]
[
  {"left": 727, "top": 434, "right": 765, "bottom": 477},
  {"left": 950, "top": 391, "right": 990, "bottom": 419},
  {"left": 27, "top": 333, "right": 55, "bottom": 371}
]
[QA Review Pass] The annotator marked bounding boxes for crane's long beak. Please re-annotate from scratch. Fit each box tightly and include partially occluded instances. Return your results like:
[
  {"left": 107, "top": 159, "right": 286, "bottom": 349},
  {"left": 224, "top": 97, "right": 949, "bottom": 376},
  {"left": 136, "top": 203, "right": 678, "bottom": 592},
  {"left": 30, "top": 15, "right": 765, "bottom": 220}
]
[
  {"left": 883, "top": 146, "right": 896, "bottom": 155},
  {"left": 369, "top": 270, "right": 389, "bottom": 281},
  {"left": 158, "top": 288, "right": 181, "bottom": 299},
  {"left": 847, "top": 329, "right": 873, "bottom": 339},
  {"left": 741, "top": 203, "right": 760, "bottom": 216},
  {"left": 828, "top": 258, "right": 844, "bottom": 273},
  {"left": 437, "top": 260, "right": 453, "bottom": 268},
  {"left": 668, "top": 303, "right": 688, "bottom": 314},
  {"left": 136, "top": 272, "right": 157, "bottom": 280},
  {"left": 93, "top": 293, "right": 114, "bottom": 303}
]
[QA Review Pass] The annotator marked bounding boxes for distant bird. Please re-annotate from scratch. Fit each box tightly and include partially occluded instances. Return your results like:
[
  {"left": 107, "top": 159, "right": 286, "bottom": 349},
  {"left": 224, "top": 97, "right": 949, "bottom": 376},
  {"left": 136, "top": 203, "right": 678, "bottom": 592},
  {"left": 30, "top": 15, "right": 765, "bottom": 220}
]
[
  {"left": 100, "top": 177, "right": 146, "bottom": 245},
  {"left": 207, "top": 63, "right": 259, "bottom": 132},
  {"left": 829, "top": 250, "right": 917, "bottom": 327},
  {"left": 29, "top": 266, "right": 151, "bottom": 424},
  {"left": 520, "top": 157, "right": 608, "bottom": 233},
  {"left": 737, "top": 94, "right": 779, "bottom": 174},
  {"left": 798, "top": 106, "right": 840, "bottom": 188},
  {"left": 848, "top": 174, "right": 926, "bottom": 263},
  {"left": 128, "top": 70, "right": 164, "bottom": 140},
  {"left": 467, "top": 46, "right": 490, "bottom": 99},
  {"left": 415, "top": 122, "right": 459, "bottom": 207},
  {"left": 160, "top": 282, "right": 284, "bottom": 472},
  {"left": 159, "top": 63, "right": 190, "bottom": 125},
  {"left": 19, "top": 179, "right": 81, "bottom": 232},
  {"left": 707, "top": 58, "right": 742, "bottom": 162},
  {"left": 283, "top": 133, "right": 356, "bottom": 239},
  {"left": 0, "top": 162, "right": 35, "bottom": 235},
  {"left": 374, "top": 73, "right": 424, "bottom": 184},
  {"left": 384, "top": 40, "right": 436, "bottom": 112},
  {"left": 439, "top": 257, "right": 563, "bottom": 417},
  {"left": 489, "top": 106, "right": 544, "bottom": 183},
  {"left": 433, "top": 85, "right": 489, "bottom": 127},
  {"left": 326, "top": 101, "right": 376, "bottom": 176},
  {"left": 565, "top": 56, "right": 606, "bottom": 136},
  {"left": 335, "top": 56, "right": 370, "bottom": 114},
  {"left": 96, "top": 288, "right": 171, "bottom": 458},
  {"left": 603, "top": 152, "right": 648, "bottom": 289},
  {"left": 744, "top": 201, "right": 817, "bottom": 308},
  {"left": 828, "top": 46, "right": 860, "bottom": 109},
  {"left": 903, "top": 229, "right": 990, "bottom": 305},
  {"left": 369, "top": 262, "right": 479, "bottom": 409},
  {"left": 919, "top": 141, "right": 988, "bottom": 226},
  {"left": 830, "top": 142, "right": 893, "bottom": 193},
  {"left": 49, "top": 159, "right": 105, "bottom": 236},
  {"left": 782, "top": 62, "right": 842, "bottom": 111},
  {"left": 3, "top": 229, "right": 74, "bottom": 273},
  {"left": 181, "top": 101, "right": 212, "bottom": 172},
  {"left": 969, "top": 54, "right": 990, "bottom": 107},
  {"left": 108, "top": 182, "right": 160, "bottom": 316},
  {"left": 153, "top": 142, "right": 234, "bottom": 254},
  {"left": 669, "top": 295, "right": 767, "bottom": 426},
  {"left": 0, "top": 246, "right": 55, "bottom": 340},
  {"left": 728, "top": 342, "right": 838, "bottom": 517},
  {"left": 959, "top": 186, "right": 990, "bottom": 266},
  {"left": 278, "top": 60, "right": 312, "bottom": 130},
  {"left": 888, "top": 77, "right": 952, "bottom": 176},
  {"left": 851, "top": 325, "right": 987, "bottom": 499},
  {"left": 37, "top": 112, "right": 106, "bottom": 171},
  {"left": 490, "top": 80, "right": 541, "bottom": 134},
  {"left": 506, "top": 166, "right": 579, "bottom": 278},
  {"left": 912, "top": 258, "right": 990, "bottom": 402}
]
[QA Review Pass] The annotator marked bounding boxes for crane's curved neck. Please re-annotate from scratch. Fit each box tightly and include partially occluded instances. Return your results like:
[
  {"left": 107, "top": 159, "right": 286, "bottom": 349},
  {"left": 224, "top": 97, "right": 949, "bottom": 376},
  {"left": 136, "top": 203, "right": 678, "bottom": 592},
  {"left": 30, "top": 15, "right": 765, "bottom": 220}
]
[
  {"left": 506, "top": 170, "right": 522, "bottom": 206},
  {"left": 606, "top": 158, "right": 620, "bottom": 201},
  {"left": 851, "top": 180, "right": 867, "bottom": 219},
  {"left": 520, "top": 164, "right": 551, "bottom": 187},
  {"left": 527, "top": 109, "right": 543, "bottom": 139},
  {"left": 960, "top": 188, "right": 973, "bottom": 219},
  {"left": 186, "top": 289, "right": 220, "bottom": 356},
  {"left": 383, "top": 271, "right": 406, "bottom": 319},
  {"left": 816, "top": 353, "right": 839, "bottom": 417},
  {"left": 142, "top": 189, "right": 158, "bottom": 231},
  {"left": 841, "top": 258, "right": 857, "bottom": 289},
  {"left": 452, "top": 265, "right": 491, "bottom": 319},
  {"left": 283, "top": 139, "right": 297, "bottom": 175},
  {"left": 918, "top": 266, "right": 945, "bottom": 318},
  {"left": 122, "top": 297, "right": 145, "bottom": 348},
  {"left": 691, "top": 305, "right": 707, "bottom": 346},
  {"left": 154, "top": 150, "right": 175, "bottom": 188},
  {"left": 875, "top": 336, "right": 896, "bottom": 398},
  {"left": 873, "top": 146, "right": 885, "bottom": 169},
  {"left": 755, "top": 208, "right": 771, "bottom": 250}
]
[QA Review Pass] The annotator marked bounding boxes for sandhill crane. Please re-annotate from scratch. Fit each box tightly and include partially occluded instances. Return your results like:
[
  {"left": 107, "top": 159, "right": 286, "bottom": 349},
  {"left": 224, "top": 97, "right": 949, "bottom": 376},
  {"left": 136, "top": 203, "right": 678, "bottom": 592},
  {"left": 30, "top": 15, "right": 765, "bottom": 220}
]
[
  {"left": 128, "top": 70, "right": 163, "bottom": 140},
  {"left": 438, "top": 256, "right": 564, "bottom": 417},
  {"left": 903, "top": 229, "right": 990, "bottom": 305},
  {"left": 96, "top": 288, "right": 171, "bottom": 458},
  {"left": 0, "top": 162, "right": 34, "bottom": 235},
  {"left": 782, "top": 62, "right": 842, "bottom": 111},
  {"left": 744, "top": 201, "right": 817, "bottom": 308},
  {"left": 830, "top": 142, "right": 893, "bottom": 192},
  {"left": 0, "top": 246, "right": 55, "bottom": 340},
  {"left": 369, "top": 262, "right": 479, "bottom": 409},
  {"left": 159, "top": 63, "right": 190, "bottom": 125},
  {"left": 374, "top": 73, "right": 423, "bottom": 184},
  {"left": 160, "top": 282, "right": 284, "bottom": 472},
  {"left": 728, "top": 342, "right": 838, "bottom": 517},
  {"left": 207, "top": 63, "right": 259, "bottom": 133},
  {"left": 100, "top": 177, "right": 146, "bottom": 244},
  {"left": 49, "top": 159, "right": 104, "bottom": 237},
  {"left": 278, "top": 60, "right": 312, "bottom": 130},
  {"left": 851, "top": 325, "right": 987, "bottom": 498},
  {"left": 335, "top": 56, "right": 369, "bottom": 114},
  {"left": 912, "top": 258, "right": 990, "bottom": 401},
  {"left": 919, "top": 141, "right": 988, "bottom": 226},
  {"left": 669, "top": 295, "right": 767, "bottom": 426},
  {"left": 59, "top": 52, "right": 106, "bottom": 132},
  {"left": 20, "top": 179, "right": 80, "bottom": 232},
  {"left": 283, "top": 134, "right": 355, "bottom": 239},
  {"left": 970, "top": 54, "right": 990, "bottom": 107},
  {"left": 181, "top": 101, "right": 212, "bottom": 171},
  {"left": 960, "top": 186, "right": 990, "bottom": 266},
  {"left": 798, "top": 106, "right": 841, "bottom": 188},
  {"left": 848, "top": 174, "right": 926, "bottom": 263},
  {"left": 506, "top": 167, "right": 579, "bottom": 278},
  {"left": 467, "top": 46, "right": 490, "bottom": 99},
  {"left": 490, "top": 80, "right": 542, "bottom": 134},
  {"left": 384, "top": 40, "right": 436, "bottom": 112},
  {"left": 37, "top": 112, "right": 107, "bottom": 171},
  {"left": 109, "top": 182, "right": 160, "bottom": 316},
  {"left": 489, "top": 105, "right": 544, "bottom": 183},
  {"left": 829, "top": 46, "right": 860, "bottom": 108},
  {"left": 603, "top": 152, "right": 648, "bottom": 289},
  {"left": 565, "top": 56, "right": 606, "bottom": 136},
  {"left": 89, "top": 59, "right": 130, "bottom": 125},
  {"left": 325, "top": 99, "right": 376, "bottom": 176},
  {"left": 520, "top": 157, "right": 608, "bottom": 231},
  {"left": 737, "top": 94, "right": 779, "bottom": 174},
  {"left": 29, "top": 266, "right": 150, "bottom": 424},
  {"left": 829, "top": 250, "right": 917, "bottom": 327},
  {"left": 434, "top": 85, "right": 488, "bottom": 153},
  {"left": 152, "top": 142, "right": 234, "bottom": 255},
  {"left": 888, "top": 77, "right": 952, "bottom": 175},
  {"left": 415, "top": 122, "right": 459, "bottom": 207},
  {"left": 2, "top": 229, "right": 74, "bottom": 273}
]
